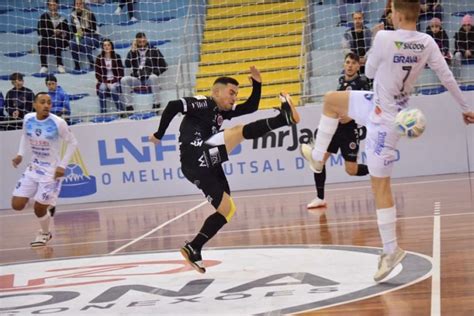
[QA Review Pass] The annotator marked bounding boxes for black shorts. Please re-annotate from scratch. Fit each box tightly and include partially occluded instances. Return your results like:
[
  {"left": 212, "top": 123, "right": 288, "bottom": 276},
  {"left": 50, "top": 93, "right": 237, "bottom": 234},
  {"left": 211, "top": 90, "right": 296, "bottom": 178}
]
[
  {"left": 325, "top": 121, "right": 365, "bottom": 162},
  {"left": 180, "top": 142, "right": 230, "bottom": 209}
]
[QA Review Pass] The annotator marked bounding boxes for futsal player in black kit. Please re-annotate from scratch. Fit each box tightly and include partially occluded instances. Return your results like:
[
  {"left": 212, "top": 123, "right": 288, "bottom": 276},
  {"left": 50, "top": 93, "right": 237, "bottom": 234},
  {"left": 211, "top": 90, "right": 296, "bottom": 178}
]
[
  {"left": 305, "top": 53, "right": 370, "bottom": 209},
  {"left": 149, "top": 66, "right": 300, "bottom": 273}
]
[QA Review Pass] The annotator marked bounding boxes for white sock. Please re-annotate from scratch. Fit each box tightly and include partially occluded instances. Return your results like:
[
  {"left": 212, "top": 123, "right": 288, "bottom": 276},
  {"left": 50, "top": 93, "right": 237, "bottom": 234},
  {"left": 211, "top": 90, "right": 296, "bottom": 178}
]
[
  {"left": 38, "top": 212, "right": 51, "bottom": 233},
  {"left": 312, "top": 114, "right": 339, "bottom": 161},
  {"left": 376, "top": 206, "right": 397, "bottom": 254},
  {"left": 205, "top": 131, "right": 225, "bottom": 146}
]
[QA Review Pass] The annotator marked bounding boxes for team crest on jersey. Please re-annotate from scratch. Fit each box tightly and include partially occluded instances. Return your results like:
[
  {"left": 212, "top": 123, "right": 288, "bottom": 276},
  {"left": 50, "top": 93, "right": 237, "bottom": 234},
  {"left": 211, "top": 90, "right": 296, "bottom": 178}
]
[
  {"left": 349, "top": 142, "right": 357, "bottom": 150},
  {"left": 216, "top": 114, "right": 224, "bottom": 126},
  {"left": 35, "top": 128, "right": 42, "bottom": 136}
]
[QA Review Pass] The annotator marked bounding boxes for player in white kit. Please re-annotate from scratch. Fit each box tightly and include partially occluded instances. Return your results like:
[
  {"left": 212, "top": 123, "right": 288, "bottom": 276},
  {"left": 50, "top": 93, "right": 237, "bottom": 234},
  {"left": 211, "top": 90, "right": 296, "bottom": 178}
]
[
  {"left": 301, "top": 0, "right": 474, "bottom": 282},
  {"left": 11, "top": 92, "right": 77, "bottom": 247}
]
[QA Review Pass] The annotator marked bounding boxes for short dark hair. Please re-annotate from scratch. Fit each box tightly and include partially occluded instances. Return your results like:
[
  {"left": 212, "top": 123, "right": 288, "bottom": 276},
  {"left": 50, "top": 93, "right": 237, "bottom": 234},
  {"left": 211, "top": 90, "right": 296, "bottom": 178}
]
[
  {"left": 213, "top": 77, "right": 239, "bottom": 86},
  {"left": 135, "top": 32, "right": 147, "bottom": 39},
  {"left": 34, "top": 92, "right": 49, "bottom": 102},
  {"left": 45, "top": 74, "right": 57, "bottom": 83},
  {"left": 393, "top": 0, "right": 420, "bottom": 22},
  {"left": 345, "top": 52, "right": 360, "bottom": 63},
  {"left": 10, "top": 72, "right": 24, "bottom": 81}
]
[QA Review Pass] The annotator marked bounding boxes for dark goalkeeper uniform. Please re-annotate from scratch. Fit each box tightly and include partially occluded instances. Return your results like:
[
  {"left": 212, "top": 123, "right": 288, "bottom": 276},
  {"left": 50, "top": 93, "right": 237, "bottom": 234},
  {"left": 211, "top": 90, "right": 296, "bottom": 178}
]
[
  {"left": 153, "top": 79, "right": 261, "bottom": 208},
  {"left": 325, "top": 74, "right": 370, "bottom": 162}
]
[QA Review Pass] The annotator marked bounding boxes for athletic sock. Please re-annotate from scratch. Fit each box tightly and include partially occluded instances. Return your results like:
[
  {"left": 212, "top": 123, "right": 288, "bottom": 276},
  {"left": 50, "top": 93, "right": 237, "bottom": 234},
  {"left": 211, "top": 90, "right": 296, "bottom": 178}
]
[
  {"left": 356, "top": 164, "right": 369, "bottom": 176},
  {"left": 312, "top": 115, "right": 339, "bottom": 161},
  {"left": 376, "top": 207, "right": 397, "bottom": 254},
  {"left": 242, "top": 114, "right": 287, "bottom": 140},
  {"left": 314, "top": 165, "right": 326, "bottom": 199},
  {"left": 38, "top": 212, "right": 51, "bottom": 233},
  {"left": 190, "top": 212, "right": 227, "bottom": 251}
]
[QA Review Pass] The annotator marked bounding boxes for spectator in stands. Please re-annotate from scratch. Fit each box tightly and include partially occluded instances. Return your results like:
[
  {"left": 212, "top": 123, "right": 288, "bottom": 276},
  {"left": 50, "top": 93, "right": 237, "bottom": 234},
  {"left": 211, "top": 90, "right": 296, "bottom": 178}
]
[
  {"left": 114, "top": 0, "right": 138, "bottom": 22},
  {"left": 122, "top": 32, "right": 168, "bottom": 111},
  {"left": 453, "top": 14, "right": 474, "bottom": 79},
  {"left": 426, "top": 18, "right": 451, "bottom": 65},
  {"left": 70, "top": 0, "right": 100, "bottom": 72},
  {"left": 342, "top": 11, "right": 372, "bottom": 74},
  {"left": 5, "top": 73, "right": 35, "bottom": 130},
  {"left": 45, "top": 74, "right": 71, "bottom": 119},
  {"left": 37, "top": 0, "right": 70, "bottom": 74},
  {"left": 95, "top": 38, "right": 124, "bottom": 113},
  {"left": 380, "top": 4, "right": 395, "bottom": 31},
  {"left": 336, "top": 0, "right": 369, "bottom": 27},
  {"left": 420, "top": 0, "right": 443, "bottom": 21}
]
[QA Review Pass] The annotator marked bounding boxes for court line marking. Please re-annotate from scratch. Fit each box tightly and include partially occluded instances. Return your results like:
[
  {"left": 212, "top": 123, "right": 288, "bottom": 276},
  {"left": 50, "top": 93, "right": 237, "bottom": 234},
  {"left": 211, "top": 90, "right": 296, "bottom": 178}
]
[
  {"left": 431, "top": 202, "right": 441, "bottom": 316},
  {"left": 0, "top": 176, "right": 470, "bottom": 218},
  {"left": 1, "top": 211, "right": 472, "bottom": 253},
  {"left": 107, "top": 200, "right": 208, "bottom": 255}
]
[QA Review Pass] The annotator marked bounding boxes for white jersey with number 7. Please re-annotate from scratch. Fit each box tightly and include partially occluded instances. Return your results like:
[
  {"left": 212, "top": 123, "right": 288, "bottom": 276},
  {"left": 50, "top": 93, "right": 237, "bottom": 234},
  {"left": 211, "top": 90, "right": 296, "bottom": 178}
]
[{"left": 365, "top": 29, "right": 470, "bottom": 124}]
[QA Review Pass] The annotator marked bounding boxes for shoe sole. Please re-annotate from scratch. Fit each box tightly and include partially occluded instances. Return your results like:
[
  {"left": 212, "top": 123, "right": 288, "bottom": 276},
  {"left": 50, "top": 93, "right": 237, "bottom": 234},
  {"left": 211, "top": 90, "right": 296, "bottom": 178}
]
[
  {"left": 280, "top": 91, "right": 300, "bottom": 124},
  {"left": 307, "top": 204, "right": 327, "bottom": 209},
  {"left": 30, "top": 235, "right": 52, "bottom": 248},
  {"left": 180, "top": 247, "right": 206, "bottom": 274},
  {"left": 374, "top": 250, "right": 407, "bottom": 282},
  {"left": 299, "top": 144, "right": 323, "bottom": 173}
]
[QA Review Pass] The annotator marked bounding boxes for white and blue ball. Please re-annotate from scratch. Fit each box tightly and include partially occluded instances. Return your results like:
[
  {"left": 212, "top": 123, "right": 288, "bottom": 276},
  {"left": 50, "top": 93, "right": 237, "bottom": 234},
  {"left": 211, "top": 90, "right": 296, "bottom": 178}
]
[{"left": 394, "top": 108, "right": 426, "bottom": 138}]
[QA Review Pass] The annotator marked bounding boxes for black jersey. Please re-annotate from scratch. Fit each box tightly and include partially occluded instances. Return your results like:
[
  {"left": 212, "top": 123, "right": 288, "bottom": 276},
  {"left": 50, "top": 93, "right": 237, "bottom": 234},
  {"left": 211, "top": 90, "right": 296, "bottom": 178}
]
[
  {"left": 154, "top": 79, "right": 261, "bottom": 152},
  {"left": 337, "top": 73, "right": 370, "bottom": 92}
]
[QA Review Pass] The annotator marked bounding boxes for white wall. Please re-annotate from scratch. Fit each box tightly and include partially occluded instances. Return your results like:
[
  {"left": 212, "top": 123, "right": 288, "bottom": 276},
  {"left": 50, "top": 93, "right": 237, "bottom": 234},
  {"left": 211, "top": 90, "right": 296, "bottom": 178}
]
[{"left": 1, "top": 91, "right": 473, "bottom": 209}]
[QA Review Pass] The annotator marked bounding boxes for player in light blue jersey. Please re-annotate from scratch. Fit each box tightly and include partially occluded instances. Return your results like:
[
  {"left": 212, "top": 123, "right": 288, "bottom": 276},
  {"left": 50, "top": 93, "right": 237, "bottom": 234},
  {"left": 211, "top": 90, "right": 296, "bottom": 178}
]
[{"left": 11, "top": 92, "right": 77, "bottom": 247}]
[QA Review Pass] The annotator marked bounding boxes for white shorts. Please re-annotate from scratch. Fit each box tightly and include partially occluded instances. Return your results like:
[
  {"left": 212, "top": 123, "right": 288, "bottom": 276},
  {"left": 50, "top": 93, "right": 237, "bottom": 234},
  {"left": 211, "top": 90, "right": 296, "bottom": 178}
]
[
  {"left": 12, "top": 168, "right": 62, "bottom": 205},
  {"left": 348, "top": 91, "right": 401, "bottom": 178}
]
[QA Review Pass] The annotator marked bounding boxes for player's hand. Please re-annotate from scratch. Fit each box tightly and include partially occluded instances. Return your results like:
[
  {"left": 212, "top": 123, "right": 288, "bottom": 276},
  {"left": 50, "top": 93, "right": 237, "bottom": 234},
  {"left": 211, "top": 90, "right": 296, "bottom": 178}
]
[
  {"left": 248, "top": 65, "right": 262, "bottom": 83},
  {"left": 54, "top": 167, "right": 65, "bottom": 179},
  {"left": 371, "top": 22, "right": 384, "bottom": 36},
  {"left": 131, "top": 39, "right": 137, "bottom": 52},
  {"left": 463, "top": 112, "right": 474, "bottom": 124},
  {"left": 12, "top": 155, "right": 22, "bottom": 168},
  {"left": 148, "top": 134, "right": 161, "bottom": 145}
]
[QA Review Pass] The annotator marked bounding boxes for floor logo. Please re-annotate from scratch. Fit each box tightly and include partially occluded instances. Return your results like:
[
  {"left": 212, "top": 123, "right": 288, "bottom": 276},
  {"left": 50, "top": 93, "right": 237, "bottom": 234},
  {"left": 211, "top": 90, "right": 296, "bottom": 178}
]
[{"left": 0, "top": 246, "right": 432, "bottom": 315}]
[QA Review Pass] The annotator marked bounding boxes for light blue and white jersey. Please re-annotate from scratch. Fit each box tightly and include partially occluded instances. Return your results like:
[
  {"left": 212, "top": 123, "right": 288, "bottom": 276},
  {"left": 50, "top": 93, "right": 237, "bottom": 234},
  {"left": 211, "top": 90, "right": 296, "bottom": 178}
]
[{"left": 19, "top": 113, "right": 77, "bottom": 180}]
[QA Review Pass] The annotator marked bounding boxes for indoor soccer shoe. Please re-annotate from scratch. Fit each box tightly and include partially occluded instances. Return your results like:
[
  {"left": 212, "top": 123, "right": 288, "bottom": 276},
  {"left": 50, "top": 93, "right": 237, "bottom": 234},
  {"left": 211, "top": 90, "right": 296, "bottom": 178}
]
[
  {"left": 30, "top": 230, "right": 52, "bottom": 248},
  {"left": 373, "top": 246, "right": 407, "bottom": 282},
  {"left": 300, "top": 143, "right": 324, "bottom": 173},
  {"left": 307, "top": 197, "right": 327, "bottom": 209},
  {"left": 180, "top": 242, "right": 206, "bottom": 274},
  {"left": 279, "top": 92, "right": 300, "bottom": 125}
]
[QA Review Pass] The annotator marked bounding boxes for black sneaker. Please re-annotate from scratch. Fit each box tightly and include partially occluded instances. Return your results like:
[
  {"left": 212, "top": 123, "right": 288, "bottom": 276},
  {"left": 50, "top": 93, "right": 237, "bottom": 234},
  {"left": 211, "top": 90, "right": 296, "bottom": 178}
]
[
  {"left": 48, "top": 205, "right": 56, "bottom": 217},
  {"left": 180, "top": 241, "right": 206, "bottom": 273},
  {"left": 279, "top": 92, "right": 300, "bottom": 125}
]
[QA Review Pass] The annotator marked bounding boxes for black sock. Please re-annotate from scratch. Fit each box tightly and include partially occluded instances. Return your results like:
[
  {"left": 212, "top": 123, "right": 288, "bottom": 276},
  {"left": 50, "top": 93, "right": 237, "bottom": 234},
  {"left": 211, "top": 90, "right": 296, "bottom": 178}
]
[
  {"left": 190, "top": 212, "right": 227, "bottom": 251},
  {"left": 242, "top": 114, "right": 287, "bottom": 140},
  {"left": 356, "top": 164, "right": 369, "bottom": 176},
  {"left": 314, "top": 165, "right": 326, "bottom": 199}
]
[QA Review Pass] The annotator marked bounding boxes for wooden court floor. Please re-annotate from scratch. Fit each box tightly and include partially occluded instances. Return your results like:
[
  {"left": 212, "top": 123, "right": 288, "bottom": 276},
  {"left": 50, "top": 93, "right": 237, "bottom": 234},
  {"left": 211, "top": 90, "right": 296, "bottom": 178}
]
[{"left": 0, "top": 173, "right": 473, "bottom": 315}]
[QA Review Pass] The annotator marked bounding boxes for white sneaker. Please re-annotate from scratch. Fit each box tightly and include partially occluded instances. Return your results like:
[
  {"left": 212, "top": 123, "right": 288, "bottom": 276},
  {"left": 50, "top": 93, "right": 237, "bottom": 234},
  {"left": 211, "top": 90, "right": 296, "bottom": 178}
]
[
  {"left": 114, "top": 6, "right": 121, "bottom": 15},
  {"left": 300, "top": 143, "right": 324, "bottom": 173},
  {"left": 307, "top": 197, "right": 327, "bottom": 209},
  {"left": 57, "top": 65, "right": 66, "bottom": 73},
  {"left": 30, "top": 230, "right": 52, "bottom": 248},
  {"left": 130, "top": 17, "right": 138, "bottom": 22},
  {"left": 373, "top": 246, "right": 407, "bottom": 282},
  {"left": 39, "top": 67, "right": 48, "bottom": 74}
]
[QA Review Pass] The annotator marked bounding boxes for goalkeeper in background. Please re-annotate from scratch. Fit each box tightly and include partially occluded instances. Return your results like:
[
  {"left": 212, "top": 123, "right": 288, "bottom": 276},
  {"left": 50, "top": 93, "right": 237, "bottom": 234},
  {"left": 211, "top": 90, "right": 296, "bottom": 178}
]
[
  {"left": 306, "top": 52, "right": 370, "bottom": 209},
  {"left": 301, "top": 0, "right": 474, "bottom": 282}
]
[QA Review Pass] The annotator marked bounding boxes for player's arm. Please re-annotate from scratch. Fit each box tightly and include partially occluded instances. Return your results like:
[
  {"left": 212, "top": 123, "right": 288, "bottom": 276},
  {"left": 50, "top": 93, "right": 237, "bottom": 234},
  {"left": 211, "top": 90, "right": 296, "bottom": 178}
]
[
  {"left": 12, "top": 120, "right": 29, "bottom": 168},
  {"left": 364, "top": 31, "right": 383, "bottom": 79},
  {"left": 149, "top": 99, "right": 184, "bottom": 144},
  {"left": 228, "top": 66, "right": 262, "bottom": 118},
  {"left": 56, "top": 120, "right": 78, "bottom": 178},
  {"left": 426, "top": 38, "right": 474, "bottom": 124}
]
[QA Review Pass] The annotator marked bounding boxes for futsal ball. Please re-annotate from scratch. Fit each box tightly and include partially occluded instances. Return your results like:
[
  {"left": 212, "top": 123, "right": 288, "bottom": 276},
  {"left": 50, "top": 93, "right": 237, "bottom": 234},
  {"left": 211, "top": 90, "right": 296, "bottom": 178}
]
[{"left": 394, "top": 108, "right": 426, "bottom": 138}]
